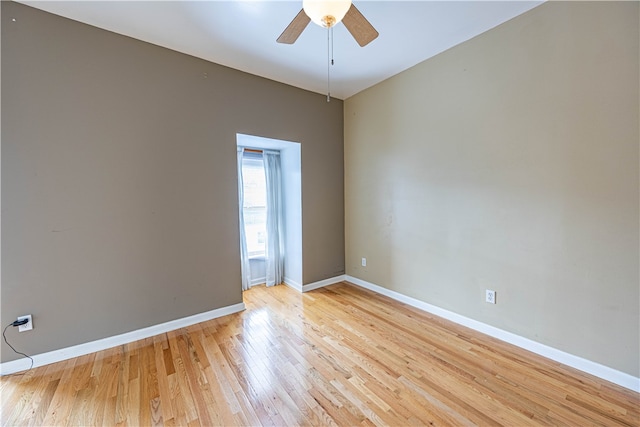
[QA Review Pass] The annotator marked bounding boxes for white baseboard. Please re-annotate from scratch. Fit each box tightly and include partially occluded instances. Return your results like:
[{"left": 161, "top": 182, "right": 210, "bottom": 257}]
[
  {"left": 283, "top": 276, "right": 303, "bottom": 292},
  {"left": 283, "top": 275, "right": 345, "bottom": 292},
  {"left": 0, "top": 302, "right": 245, "bottom": 376},
  {"left": 302, "top": 275, "right": 346, "bottom": 292},
  {"left": 344, "top": 275, "right": 640, "bottom": 393},
  {"left": 250, "top": 277, "right": 266, "bottom": 287}
]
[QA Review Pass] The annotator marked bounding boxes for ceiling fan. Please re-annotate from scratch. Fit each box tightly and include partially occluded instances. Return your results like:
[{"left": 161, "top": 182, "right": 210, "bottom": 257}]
[{"left": 277, "top": 0, "right": 379, "bottom": 47}]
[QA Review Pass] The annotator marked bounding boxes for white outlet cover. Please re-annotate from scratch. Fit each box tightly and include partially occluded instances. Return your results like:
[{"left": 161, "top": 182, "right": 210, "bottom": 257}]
[
  {"left": 361, "top": 258, "right": 367, "bottom": 267},
  {"left": 17, "top": 315, "right": 33, "bottom": 332},
  {"left": 485, "top": 290, "right": 496, "bottom": 304}
]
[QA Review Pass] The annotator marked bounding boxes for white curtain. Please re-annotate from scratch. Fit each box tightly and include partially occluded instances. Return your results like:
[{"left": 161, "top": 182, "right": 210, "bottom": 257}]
[
  {"left": 237, "top": 147, "right": 251, "bottom": 291},
  {"left": 263, "top": 150, "right": 284, "bottom": 287}
]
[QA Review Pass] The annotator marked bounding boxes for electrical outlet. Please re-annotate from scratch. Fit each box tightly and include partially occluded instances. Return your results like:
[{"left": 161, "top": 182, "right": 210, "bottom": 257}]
[
  {"left": 17, "top": 315, "right": 33, "bottom": 332},
  {"left": 361, "top": 257, "right": 367, "bottom": 267},
  {"left": 485, "top": 290, "right": 496, "bottom": 304}
]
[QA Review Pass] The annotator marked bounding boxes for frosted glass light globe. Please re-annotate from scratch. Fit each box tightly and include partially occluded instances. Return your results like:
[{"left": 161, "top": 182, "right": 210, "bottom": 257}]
[{"left": 303, "top": 0, "right": 352, "bottom": 28}]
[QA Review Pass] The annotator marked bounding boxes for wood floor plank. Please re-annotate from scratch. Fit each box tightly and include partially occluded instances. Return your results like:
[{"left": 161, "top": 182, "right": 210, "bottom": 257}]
[
  {"left": 1, "top": 282, "right": 638, "bottom": 426},
  {"left": 40, "top": 357, "right": 83, "bottom": 426},
  {"left": 153, "top": 339, "right": 173, "bottom": 423}
]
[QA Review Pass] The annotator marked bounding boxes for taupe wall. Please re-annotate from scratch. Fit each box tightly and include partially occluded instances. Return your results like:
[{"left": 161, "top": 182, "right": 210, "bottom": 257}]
[
  {"left": 1, "top": 2, "right": 344, "bottom": 362},
  {"left": 345, "top": 1, "right": 639, "bottom": 376}
]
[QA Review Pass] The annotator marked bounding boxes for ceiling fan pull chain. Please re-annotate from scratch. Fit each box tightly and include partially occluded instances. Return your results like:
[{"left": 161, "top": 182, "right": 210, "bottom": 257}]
[
  {"left": 327, "top": 26, "right": 331, "bottom": 102},
  {"left": 331, "top": 26, "right": 335, "bottom": 66}
]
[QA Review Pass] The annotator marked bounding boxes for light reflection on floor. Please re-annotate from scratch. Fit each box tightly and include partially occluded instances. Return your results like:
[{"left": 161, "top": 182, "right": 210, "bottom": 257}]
[{"left": 240, "top": 308, "right": 277, "bottom": 397}]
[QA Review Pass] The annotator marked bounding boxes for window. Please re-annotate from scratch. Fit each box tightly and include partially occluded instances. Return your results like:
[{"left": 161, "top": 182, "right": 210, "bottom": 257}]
[{"left": 242, "top": 153, "right": 267, "bottom": 258}]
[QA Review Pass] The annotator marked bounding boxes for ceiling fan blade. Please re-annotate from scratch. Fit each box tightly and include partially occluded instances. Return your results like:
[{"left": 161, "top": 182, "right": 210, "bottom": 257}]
[
  {"left": 277, "top": 9, "right": 311, "bottom": 44},
  {"left": 342, "top": 4, "right": 379, "bottom": 47}
]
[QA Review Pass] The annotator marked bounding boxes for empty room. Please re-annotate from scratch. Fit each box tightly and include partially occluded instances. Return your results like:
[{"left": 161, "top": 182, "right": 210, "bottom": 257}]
[{"left": 2, "top": 0, "right": 638, "bottom": 425}]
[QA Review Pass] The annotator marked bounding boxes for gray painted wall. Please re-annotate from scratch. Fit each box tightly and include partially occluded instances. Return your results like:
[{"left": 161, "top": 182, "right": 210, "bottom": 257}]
[
  {"left": 345, "top": 1, "right": 639, "bottom": 376},
  {"left": 1, "top": 2, "right": 344, "bottom": 362}
]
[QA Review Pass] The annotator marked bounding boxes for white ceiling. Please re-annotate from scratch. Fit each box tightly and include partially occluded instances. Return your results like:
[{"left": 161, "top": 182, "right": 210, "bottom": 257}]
[{"left": 19, "top": 0, "right": 543, "bottom": 100}]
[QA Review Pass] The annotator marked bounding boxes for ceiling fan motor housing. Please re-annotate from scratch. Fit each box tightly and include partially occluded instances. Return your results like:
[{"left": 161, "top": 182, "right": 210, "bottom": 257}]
[{"left": 303, "top": 0, "right": 352, "bottom": 28}]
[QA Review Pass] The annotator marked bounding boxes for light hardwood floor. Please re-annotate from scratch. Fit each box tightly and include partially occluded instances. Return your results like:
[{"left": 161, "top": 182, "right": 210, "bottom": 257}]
[{"left": 1, "top": 282, "right": 638, "bottom": 426}]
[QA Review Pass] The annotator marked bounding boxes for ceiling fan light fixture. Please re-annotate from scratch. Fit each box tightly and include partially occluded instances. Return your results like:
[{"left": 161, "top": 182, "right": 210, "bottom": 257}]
[{"left": 303, "top": 0, "right": 352, "bottom": 28}]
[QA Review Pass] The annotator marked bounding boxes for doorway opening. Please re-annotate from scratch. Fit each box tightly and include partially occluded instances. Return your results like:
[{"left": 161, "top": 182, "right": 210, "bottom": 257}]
[{"left": 236, "top": 133, "right": 302, "bottom": 291}]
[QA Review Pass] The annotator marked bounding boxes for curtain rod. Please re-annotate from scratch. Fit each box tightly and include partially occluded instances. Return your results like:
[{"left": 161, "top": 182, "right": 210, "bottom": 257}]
[{"left": 242, "top": 147, "right": 280, "bottom": 155}]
